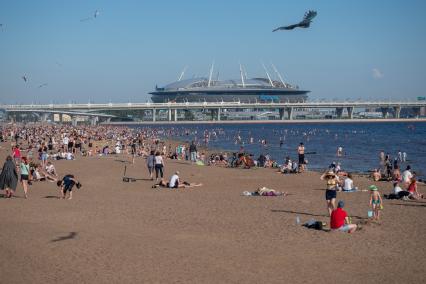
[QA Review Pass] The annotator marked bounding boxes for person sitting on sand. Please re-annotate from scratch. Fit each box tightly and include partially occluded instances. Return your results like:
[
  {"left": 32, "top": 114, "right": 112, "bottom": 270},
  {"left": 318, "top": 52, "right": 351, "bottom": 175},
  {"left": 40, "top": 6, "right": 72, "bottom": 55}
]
[
  {"left": 343, "top": 173, "right": 358, "bottom": 192},
  {"left": 152, "top": 174, "right": 202, "bottom": 189},
  {"left": 407, "top": 178, "right": 423, "bottom": 200},
  {"left": 57, "top": 174, "right": 81, "bottom": 200},
  {"left": 372, "top": 169, "right": 381, "bottom": 182},
  {"left": 369, "top": 185, "right": 383, "bottom": 220},
  {"left": 330, "top": 200, "right": 357, "bottom": 233},
  {"left": 45, "top": 161, "right": 58, "bottom": 178},
  {"left": 384, "top": 182, "right": 410, "bottom": 200}
]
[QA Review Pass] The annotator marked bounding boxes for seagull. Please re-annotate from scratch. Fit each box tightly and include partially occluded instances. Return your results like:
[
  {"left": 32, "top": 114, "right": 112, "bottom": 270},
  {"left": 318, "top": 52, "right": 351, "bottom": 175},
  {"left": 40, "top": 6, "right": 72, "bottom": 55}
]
[
  {"left": 273, "top": 10, "right": 317, "bottom": 32},
  {"left": 38, "top": 83, "right": 48, "bottom": 88},
  {"left": 80, "top": 10, "right": 100, "bottom": 22},
  {"left": 21, "top": 75, "right": 28, "bottom": 82}
]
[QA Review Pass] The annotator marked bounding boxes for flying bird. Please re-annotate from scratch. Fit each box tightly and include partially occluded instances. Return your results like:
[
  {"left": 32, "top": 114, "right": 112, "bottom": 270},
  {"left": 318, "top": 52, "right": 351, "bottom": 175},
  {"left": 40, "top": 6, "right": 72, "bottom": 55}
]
[
  {"left": 38, "top": 83, "right": 48, "bottom": 88},
  {"left": 273, "top": 10, "right": 317, "bottom": 32},
  {"left": 21, "top": 75, "right": 28, "bottom": 82},
  {"left": 80, "top": 10, "right": 100, "bottom": 22}
]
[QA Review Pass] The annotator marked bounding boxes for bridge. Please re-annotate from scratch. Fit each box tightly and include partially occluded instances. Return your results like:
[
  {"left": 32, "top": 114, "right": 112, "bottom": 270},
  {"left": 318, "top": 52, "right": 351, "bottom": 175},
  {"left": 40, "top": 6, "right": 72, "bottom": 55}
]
[{"left": 1, "top": 101, "right": 426, "bottom": 124}]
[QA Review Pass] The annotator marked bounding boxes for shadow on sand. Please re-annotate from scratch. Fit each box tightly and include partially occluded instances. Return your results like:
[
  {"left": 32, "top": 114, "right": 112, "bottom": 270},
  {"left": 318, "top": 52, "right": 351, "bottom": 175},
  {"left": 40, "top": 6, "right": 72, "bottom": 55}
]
[
  {"left": 271, "top": 209, "right": 368, "bottom": 220},
  {"left": 51, "top": 232, "right": 78, "bottom": 242}
]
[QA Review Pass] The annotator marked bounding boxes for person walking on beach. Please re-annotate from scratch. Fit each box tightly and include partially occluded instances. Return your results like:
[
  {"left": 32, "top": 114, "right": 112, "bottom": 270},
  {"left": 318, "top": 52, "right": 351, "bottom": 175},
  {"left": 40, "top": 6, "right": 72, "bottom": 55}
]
[
  {"left": 321, "top": 170, "right": 339, "bottom": 216},
  {"left": 146, "top": 150, "right": 155, "bottom": 180},
  {"left": 0, "top": 156, "right": 19, "bottom": 198},
  {"left": 131, "top": 139, "right": 137, "bottom": 164},
  {"left": 189, "top": 141, "right": 197, "bottom": 163},
  {"left": 154, "top": 151, "right": 164, "bottom": 181},
  {"left": 297, "top": 143, "right": 305, "bottom": 172},
  {"left": 369, "top": 185, "right": 383, "bottom": 220},
  {"left": 19, "top": 157, "right": 30, "bottom": 198}
]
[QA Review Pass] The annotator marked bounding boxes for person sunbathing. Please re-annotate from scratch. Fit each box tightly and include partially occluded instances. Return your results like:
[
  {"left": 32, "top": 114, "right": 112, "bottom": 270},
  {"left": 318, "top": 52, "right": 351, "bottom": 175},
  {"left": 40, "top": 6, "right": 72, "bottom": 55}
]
[{"left": 152, "top": 172, "right": 202, "bottom": 189}]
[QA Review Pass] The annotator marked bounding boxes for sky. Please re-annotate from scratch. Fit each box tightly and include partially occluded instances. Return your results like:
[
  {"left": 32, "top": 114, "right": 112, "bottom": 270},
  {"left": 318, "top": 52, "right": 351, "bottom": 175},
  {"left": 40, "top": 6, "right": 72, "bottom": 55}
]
[{"left": 1, "top": 0, "right": 425, "bottom": 104}]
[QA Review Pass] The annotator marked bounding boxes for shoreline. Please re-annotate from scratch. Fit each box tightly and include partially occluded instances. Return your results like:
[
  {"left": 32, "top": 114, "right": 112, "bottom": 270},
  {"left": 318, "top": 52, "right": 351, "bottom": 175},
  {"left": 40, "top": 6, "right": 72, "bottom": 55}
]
[{"left": 102, "top": 118, "right": 426, "bottom": 125}]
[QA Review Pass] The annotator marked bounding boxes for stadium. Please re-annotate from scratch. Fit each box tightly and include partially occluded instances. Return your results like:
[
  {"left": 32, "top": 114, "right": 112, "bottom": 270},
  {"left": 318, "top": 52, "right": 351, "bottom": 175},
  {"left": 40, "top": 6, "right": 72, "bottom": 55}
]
[{"left": 150, "top": 64, "right": 309, "bottom": 103}]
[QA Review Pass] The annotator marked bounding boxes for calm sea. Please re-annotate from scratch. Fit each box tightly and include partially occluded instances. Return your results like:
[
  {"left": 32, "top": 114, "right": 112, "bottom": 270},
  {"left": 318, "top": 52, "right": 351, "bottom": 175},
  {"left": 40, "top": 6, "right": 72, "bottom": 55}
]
[{"left": 132, "top": 122, "right": 426, "bottom": 178}]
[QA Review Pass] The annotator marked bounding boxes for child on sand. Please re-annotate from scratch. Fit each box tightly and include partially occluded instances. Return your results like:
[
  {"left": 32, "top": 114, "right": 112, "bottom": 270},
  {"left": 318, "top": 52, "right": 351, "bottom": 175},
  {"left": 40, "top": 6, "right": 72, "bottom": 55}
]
[{"left": 369, "top": 185, "right": 383, "bottom": 220}]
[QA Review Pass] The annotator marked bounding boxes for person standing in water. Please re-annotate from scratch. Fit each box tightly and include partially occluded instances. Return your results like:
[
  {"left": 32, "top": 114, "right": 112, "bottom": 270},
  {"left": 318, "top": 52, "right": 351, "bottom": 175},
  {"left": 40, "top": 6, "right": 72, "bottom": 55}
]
[{"left": 297, "top": 143, "right": 305, "bottom": 172}]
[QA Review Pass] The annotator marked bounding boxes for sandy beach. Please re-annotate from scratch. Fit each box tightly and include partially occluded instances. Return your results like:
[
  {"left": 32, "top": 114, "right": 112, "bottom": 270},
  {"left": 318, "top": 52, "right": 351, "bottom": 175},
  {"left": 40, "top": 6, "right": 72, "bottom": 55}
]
[{"left": 0, "top": 141, "right": 425, "bottom": 284}]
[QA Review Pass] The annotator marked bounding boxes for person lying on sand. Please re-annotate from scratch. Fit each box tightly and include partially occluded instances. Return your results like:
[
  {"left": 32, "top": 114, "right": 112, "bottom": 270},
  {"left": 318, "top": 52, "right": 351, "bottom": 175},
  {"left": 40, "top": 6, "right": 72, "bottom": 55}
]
[
  {"left": 243, "top": 187, "right": 288, "bottom": 197},
  {"left": 152, "top": 172, "right": 202, "bottom": 189}
]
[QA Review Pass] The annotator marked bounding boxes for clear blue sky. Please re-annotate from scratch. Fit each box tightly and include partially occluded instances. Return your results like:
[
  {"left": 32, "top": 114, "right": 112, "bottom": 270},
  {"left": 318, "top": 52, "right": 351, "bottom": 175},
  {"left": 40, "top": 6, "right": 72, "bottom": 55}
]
[{"left": 1, "top": 0, "right": 425, "bottom": 104}]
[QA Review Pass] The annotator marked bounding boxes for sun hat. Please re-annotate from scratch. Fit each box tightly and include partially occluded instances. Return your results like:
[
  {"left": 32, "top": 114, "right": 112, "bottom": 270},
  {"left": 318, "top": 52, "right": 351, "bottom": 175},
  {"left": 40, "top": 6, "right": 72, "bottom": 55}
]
[
  {"left": 325, "top": 171, "right": 336, "bottom": 178},
  {"left": 369, "top": 185, "right": 378, "bottom": 191},
  {"left": 175, "top": 171, "right": 180, "bottom": 175},
  {"left": 337, "top": 200, "right": 345, "bottom": 208}
]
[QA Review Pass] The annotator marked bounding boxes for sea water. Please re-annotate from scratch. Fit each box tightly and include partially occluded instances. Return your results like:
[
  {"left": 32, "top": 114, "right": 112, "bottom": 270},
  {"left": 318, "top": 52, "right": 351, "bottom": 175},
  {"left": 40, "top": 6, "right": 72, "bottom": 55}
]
[{"left": 132, "top": 122, "right": 426, "bottom": 178}]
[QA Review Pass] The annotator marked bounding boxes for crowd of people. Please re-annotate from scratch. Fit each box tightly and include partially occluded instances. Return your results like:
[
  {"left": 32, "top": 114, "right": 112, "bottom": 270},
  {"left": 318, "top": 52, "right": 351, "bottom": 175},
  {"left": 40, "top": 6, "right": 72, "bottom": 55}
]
[{"left": 0, "top": 123, "right": 424, "bottom": 235}]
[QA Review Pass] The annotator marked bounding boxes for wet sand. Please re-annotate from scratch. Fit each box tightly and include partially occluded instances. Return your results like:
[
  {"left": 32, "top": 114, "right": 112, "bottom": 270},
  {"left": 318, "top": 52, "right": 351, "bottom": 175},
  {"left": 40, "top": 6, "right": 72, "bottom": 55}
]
[{"left": 0, "top": 143, "right": 425, "bottom": 283}]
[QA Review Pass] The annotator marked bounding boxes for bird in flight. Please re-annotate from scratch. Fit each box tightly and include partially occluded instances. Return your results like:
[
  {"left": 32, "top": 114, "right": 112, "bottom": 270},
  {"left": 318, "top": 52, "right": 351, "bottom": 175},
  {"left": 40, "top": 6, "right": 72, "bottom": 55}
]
[
  {"left": 80, "top": 10, "right": 100, "bottom": 22},
  {"left": 21, "top": 75, "right": 28, "bottom": 82},
  {"left": 273, "top": 10, "right": 317, "bottom": 32}
]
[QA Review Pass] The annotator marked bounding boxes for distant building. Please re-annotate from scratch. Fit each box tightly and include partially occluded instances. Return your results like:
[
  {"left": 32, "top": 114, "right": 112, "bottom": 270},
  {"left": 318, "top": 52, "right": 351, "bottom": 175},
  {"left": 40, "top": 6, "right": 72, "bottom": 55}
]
[{"left": 150, "top": 64, "right": 309, "bottom": 103}]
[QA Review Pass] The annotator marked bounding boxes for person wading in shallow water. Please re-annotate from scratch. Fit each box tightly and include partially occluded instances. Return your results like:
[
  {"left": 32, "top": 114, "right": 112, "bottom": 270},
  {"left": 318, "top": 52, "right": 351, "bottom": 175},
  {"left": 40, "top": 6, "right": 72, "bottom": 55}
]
[{"left": 297, "top": 142, "right": 305, "bottom": 172}]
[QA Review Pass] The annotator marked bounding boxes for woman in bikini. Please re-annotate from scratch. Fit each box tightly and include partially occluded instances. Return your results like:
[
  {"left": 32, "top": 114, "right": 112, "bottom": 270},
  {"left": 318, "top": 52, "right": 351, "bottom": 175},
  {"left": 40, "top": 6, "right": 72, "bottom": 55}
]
[{"left": 321, "top": 170, "right": 339, "bottom": 216}]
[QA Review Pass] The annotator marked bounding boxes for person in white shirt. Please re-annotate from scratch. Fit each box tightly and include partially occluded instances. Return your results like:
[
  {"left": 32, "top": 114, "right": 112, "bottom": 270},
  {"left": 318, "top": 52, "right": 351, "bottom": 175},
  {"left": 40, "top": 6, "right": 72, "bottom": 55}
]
[
  {"left": 154, "top": 151, "right": 164, "bottom": 181},
  {"left": 168, "top": 171, "right": 182, "bottom": 189},
  {"left": 402, "top": 165, "right": 413, "bottom": 186},
  {"left": 343, "top": 174, "right": 358, "bottom": 192}
]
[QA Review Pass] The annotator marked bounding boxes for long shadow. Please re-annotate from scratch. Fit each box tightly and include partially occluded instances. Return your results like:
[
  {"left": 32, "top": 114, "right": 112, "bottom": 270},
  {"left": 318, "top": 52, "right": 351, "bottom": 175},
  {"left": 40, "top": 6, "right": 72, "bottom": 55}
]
[
  {"left": 44, "top": 195, "right": 60, "bottom": 199},
  {"left": 51, "top": 232, "right": 78, "bottom": 242},
  {"left": 271, "top": 209, "right": 367, "bottom": 220},
  {"left": 388, "top": 203, "right": 426, "bottom": 208},
  {"left": 271, "top": 209, "right": 329, "bottom": 218}
]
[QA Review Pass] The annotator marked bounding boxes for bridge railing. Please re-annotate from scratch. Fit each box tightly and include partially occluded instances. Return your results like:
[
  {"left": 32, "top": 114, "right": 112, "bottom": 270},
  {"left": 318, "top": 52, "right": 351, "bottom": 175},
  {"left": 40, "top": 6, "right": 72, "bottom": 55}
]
[{"left": 2, "top": 101, "right": 426, "bottom": 110}]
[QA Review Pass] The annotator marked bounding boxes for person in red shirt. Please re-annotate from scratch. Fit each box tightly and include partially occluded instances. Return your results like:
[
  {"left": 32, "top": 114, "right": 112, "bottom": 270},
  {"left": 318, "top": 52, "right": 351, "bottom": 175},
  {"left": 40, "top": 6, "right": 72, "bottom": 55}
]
[
  {"left": 12, "top": 146, "right": 22, "bottom": 164},
  {"left": 330, "top": 200, "right": 357, "bottom": 233}
]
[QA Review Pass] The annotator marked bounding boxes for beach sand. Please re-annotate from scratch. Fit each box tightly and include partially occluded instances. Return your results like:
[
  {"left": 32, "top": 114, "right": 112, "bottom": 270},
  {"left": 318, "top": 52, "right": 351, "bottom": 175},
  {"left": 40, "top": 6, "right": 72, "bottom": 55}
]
[{"left": 0, "top": 142, "right": 425, "bottom": 283}]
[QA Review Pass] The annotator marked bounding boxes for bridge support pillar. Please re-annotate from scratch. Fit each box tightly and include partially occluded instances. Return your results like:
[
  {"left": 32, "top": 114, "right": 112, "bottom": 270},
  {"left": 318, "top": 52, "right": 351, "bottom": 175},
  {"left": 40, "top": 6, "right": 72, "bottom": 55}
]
[
  {"left": 279, "top": 108, "right": 285, "bottom": 120},
  {"left": 41, "top": 113, "right": 49, "bottom": 122},
  {"left": 174, "top": 109, "right": 177, "bottom": 121},
  {"left": 394, "top": 106, "right": 401, "bottom": 118},
  {"left": 347, "top": 107, "right": 354, "bottom": 119},
  {"left": 71, "top": 116, "right": 78, "bottom": 127},
  {"left": 336, "top": 107, "right": 344, "bottom": 119},
  {"left": 217, "top": 108, "right": 221, "bottom": 121},
  {"left": 90, "top": 116, "right": 99, "bottom": 126},
  {"left": 381, "top": 108, "right": 389, "bottom": 119},
  {"left": 168, "top": 108, "right": 172, "bottom": 121},
  {"left": 152, "top": 109, "right": 156, "bottom": 122},
  {"left": 285, "top": 107, "right": 293, "bottom": 120},
  {"left": 412, "top": 107, "right": 421, "bottom": 118}
]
